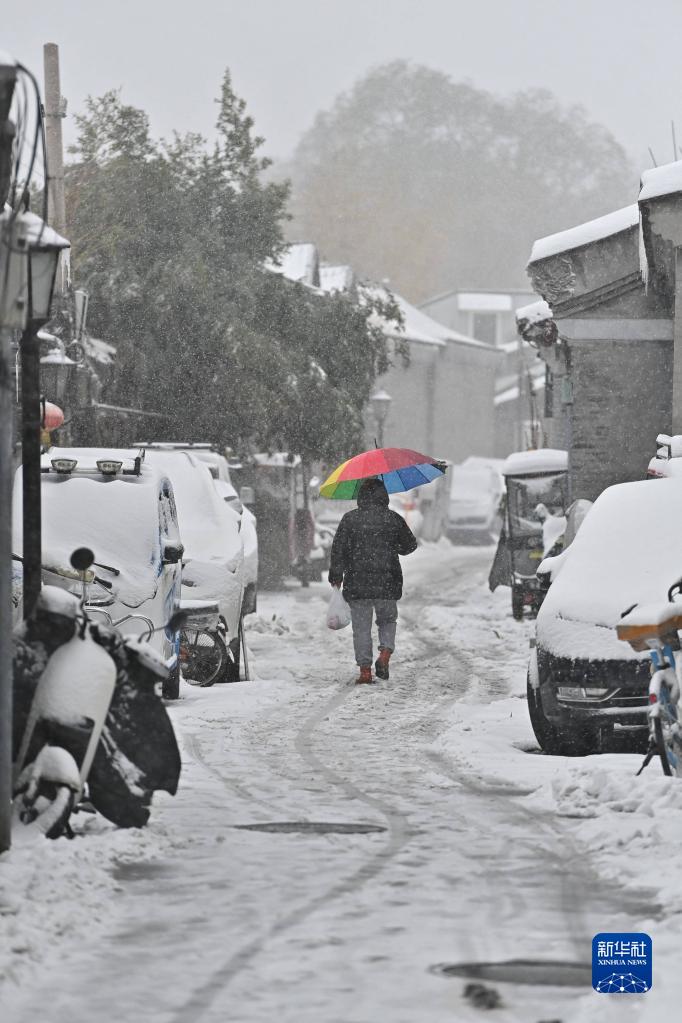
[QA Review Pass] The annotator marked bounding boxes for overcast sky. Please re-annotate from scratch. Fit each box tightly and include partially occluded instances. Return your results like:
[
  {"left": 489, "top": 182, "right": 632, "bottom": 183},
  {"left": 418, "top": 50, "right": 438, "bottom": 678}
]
[{"left": 5, "top": 0, "right": 682, "bottom": 175}]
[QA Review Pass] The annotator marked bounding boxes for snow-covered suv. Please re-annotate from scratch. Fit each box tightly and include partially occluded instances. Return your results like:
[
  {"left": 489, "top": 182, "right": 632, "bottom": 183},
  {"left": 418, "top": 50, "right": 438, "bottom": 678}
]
[{"left": 528, "top": 479, "right": 682, "bottom": 754}]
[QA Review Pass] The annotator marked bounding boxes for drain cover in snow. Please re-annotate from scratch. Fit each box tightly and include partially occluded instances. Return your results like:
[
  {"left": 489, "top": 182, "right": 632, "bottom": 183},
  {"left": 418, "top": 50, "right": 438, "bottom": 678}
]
[
  {"left": 234, "top": 821, "right": 386, "bottom": 835},
  {"left": 430, "top": 960, "right": 591, "bottom": 987}
]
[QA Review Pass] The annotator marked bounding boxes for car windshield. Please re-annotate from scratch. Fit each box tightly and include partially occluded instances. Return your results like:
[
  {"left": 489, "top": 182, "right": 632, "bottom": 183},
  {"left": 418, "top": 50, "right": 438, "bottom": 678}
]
[{"left": 507, "top": 473, "right": 566, "bottom": 534}]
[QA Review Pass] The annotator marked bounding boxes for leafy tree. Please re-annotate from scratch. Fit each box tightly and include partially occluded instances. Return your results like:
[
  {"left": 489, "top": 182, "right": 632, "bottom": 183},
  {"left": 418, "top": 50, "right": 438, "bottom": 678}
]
[
  {"left": 64, "top": 73, "right": 399, "bottom": 462},
  {"left": 288, "top": 61, "right": 634, "bottom": 302}
]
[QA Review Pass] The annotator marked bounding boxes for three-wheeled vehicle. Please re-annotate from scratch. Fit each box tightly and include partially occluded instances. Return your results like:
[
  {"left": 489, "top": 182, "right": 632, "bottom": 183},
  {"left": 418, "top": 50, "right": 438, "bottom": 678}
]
[
  {"left": 230, "top": 453, "right": 315, "bottom": 588},
  {"left": 488, "top": 449, "right": 569, "bottom": 620}
]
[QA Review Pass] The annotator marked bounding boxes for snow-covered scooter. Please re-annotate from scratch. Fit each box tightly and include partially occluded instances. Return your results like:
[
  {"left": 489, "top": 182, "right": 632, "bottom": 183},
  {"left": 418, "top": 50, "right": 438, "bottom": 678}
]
[{"left": 13, "top": 548, "right": 191, "bottom": 838}]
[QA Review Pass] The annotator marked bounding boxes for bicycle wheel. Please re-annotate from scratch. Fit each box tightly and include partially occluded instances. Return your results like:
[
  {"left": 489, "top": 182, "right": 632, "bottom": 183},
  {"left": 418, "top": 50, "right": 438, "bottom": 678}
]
[{"left": 180, "top": 629, "right": 227, "bottom": 687}]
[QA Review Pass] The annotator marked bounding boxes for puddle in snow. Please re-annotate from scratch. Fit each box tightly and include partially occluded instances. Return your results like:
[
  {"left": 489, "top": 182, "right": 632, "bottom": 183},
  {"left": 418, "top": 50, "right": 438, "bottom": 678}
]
[
  {"left": 430, "top": 958, "right": 591, "bottom": 987},
  {"left": 233, "top": 821, "right": 386, "bottom": 835}
]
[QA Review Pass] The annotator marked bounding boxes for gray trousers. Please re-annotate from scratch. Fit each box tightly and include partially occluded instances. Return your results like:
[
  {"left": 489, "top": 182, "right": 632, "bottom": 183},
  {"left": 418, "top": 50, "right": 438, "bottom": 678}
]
[{"left": 348, "top": 599, "right": 398, "bottom": 667}]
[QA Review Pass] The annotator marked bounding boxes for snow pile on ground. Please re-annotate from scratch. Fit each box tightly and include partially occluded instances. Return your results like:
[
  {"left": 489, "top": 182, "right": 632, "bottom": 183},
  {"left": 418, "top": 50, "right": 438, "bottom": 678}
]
[
  {"left": 245, "top": 612, "right": 292, "bottom": 635},
  {"left": 0, "top": 816, "right": 171, "bottom": 995}
]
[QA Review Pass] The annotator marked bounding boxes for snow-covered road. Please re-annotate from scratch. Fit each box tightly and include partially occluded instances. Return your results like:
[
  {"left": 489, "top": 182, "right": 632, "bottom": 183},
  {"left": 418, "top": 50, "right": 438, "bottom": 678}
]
[{"left": 3, "top": 542, "right": 681, "bottom": 1022}]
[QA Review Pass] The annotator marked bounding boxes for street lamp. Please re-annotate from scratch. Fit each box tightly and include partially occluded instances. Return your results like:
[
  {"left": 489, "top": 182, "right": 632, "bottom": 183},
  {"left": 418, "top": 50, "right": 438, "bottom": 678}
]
[
  {"left": 370, "top": 388, "right": 392, "bottom": 448},
  {"left": 18, "top": 211, "right": 70, "bottom": 617},
  {"left": 40, "top": 347, "right": 76, "bottom": 404}
]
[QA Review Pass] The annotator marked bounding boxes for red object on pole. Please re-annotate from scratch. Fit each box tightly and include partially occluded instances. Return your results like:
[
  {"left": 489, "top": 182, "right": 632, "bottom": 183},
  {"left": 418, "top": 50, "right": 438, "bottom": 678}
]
[{"left": 42, "top": 401, "right": 64, "bottom": 431}]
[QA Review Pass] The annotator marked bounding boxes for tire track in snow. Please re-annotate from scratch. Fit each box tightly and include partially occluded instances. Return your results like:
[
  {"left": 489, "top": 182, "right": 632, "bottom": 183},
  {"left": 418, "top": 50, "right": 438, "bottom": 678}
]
[
  {"left": 169, "top": 683, "right": 412, "bottom": 1023},
  {"left": 181, "top": 730, "right": 286, "bottom": 817}
]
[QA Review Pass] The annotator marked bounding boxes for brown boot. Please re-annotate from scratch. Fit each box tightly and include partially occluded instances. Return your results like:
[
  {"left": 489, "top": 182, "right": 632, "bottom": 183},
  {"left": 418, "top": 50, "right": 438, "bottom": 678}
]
[
  {"left": 355, "top": 665, "right": 373, "bottom": 685},
  {"left": 375, "top": 648, "right": 391, "bottom": 680}
]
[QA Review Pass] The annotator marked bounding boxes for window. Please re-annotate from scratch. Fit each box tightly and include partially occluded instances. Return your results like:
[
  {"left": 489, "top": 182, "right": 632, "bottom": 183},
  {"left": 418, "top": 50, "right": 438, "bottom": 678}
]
[{"left": 471, "top": 312, "right": 498, "bottom": 345}]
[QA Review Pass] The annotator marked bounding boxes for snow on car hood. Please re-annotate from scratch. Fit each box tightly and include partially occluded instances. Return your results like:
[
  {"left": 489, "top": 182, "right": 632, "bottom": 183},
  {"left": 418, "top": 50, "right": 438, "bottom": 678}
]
[
  {"left": 537, "top": 478, "right": 682, "bottom": 661},
  {"left": 14, "top": 467, "right": 163, "bottom": 608}
]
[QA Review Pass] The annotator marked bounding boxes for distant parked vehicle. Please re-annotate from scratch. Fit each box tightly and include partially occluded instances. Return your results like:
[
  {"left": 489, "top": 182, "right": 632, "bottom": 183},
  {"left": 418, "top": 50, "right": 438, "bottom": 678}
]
[
  {"left": 448, "top": 463, "right": 502, "bottom": 544},
  {"left": 528, "top": 478, "right": 682, "bottom": 756},
  {"left": 489, "top": 449, "right": 569, "bottom": 620},
  {"left": 14, "top": 447, "right": 184, "bottom": 698},
  {"left": 142, "top": 449, "right": 246, "bottom": 682}
]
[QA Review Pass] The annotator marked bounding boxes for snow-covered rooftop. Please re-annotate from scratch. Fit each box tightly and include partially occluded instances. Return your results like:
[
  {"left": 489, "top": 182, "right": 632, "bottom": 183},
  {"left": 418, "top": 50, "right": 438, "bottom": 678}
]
[
  {"left": 529, "top": 205, "right": 639, "bottom": 264},
  {"left": 369, "top": 287, "right": 494, "bottom": 349},
  {"left": 640, "top": 160, "right": 682, "bottom": 202},
  {"left": 458, "top": 292, "right": 512, "bottom": 312},
  {"left": 319, "top": 264, "right": 354, "bottom": 293},
  {"left": 267, "top": 243, "right": 319, "bottom": 286}
]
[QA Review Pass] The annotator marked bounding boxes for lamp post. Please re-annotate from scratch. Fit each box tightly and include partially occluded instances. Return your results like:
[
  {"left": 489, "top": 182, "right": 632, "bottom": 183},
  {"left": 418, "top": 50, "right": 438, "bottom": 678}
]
[
  {"left": 18, "top": 212, "right": 70, "bottom": 616},
  {"left": 0, "top": 54, "right": 18, "bottom": 858},
  {"left": 370, "top": 389, "right": 392, "bottom": 448},
  {"left": 40, "top": 347, "right": 76, "bottom": 405}
]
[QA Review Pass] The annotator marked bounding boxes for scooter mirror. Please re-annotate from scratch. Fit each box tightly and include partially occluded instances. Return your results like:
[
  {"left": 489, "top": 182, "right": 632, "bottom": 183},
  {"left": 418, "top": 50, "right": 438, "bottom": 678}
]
[{"left": 70, "top": 547, "right": 95, "bottom": 572}]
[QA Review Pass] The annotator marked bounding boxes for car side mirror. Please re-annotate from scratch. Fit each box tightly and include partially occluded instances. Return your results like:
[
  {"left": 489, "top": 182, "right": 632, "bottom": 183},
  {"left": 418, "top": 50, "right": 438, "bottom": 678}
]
[{"left": 163, "top": 541, "right": 184, "bottom": 565}]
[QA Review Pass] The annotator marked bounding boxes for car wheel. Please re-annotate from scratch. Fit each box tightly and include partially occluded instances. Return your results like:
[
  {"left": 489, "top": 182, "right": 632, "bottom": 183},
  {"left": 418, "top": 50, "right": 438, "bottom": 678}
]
[
  {"left": 527, "top": 674, "right": 560, "bottom": 751},
  {"left": 163, "top": 662, "right": 180, "bottom": 700},
  {"left": 216, "top": 626, "right": 241, "bottom": 683},
  {"left": 527, "top": 676, "right": 599, "bottom": 755}
]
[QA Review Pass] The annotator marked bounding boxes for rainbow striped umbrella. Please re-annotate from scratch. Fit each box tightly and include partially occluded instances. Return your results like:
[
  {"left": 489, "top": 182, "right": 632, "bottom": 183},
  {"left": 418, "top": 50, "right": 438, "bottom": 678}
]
[{"left": 320, "top": 447, "right": 446, "bottom": 499}]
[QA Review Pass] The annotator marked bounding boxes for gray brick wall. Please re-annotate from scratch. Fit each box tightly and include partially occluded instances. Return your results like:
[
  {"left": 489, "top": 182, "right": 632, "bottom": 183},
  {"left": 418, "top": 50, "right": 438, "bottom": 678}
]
[{"left": 569, "top": 339, "right": 672, "bottom": 501}]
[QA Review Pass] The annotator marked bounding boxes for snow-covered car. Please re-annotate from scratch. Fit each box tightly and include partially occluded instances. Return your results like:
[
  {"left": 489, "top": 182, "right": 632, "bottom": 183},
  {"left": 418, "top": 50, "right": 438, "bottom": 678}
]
[
  {"left": 528, "top": 478, "right": 682, "bottom": 755},
  {"left": 137, "top": 443, "right": 258, "bottom": 613},
  {"left": 447, "top": 463, "right": 502, "bottom": 543},
  {"left": 14, "top": 447, "right": 184, "bottom": 697},
  {"left": 142, "top": 449, "right": 245, "bottom": 678}
]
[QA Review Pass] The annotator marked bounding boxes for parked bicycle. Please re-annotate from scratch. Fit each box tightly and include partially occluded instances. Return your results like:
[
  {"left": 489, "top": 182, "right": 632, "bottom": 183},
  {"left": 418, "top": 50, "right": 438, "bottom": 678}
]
[{"left": 617, "top": 577, "right": 682, "bottom": 777}]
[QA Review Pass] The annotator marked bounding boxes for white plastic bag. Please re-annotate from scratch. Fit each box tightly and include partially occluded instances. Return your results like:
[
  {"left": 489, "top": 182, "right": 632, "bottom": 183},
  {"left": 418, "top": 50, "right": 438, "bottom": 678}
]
[{"left": 326, "top": 588, "right": 351, "bottom": 630}]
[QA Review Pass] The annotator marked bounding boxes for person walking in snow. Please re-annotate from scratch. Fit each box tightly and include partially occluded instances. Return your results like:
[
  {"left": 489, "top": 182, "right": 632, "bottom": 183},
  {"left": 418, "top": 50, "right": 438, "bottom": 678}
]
[{"left": 328, "top": 478, "right": 418, "bottom": 684}]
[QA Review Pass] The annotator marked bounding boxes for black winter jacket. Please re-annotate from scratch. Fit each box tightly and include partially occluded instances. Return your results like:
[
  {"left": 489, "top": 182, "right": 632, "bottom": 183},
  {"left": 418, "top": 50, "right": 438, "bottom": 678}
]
[{"left": 328, "top": 479, "right": 418, "bottom": 601}]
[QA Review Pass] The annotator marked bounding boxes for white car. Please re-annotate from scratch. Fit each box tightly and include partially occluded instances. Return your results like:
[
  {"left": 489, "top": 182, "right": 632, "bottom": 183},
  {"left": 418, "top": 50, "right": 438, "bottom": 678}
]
[
  {"left": 448, "top": 463, "right": 502, "bottom": 543},
  {"left": 137, "top": 443, "right": 258, "bottom": 613},
  {"left": 14, "top": 447, "right": 184, "bottom": 697},
  {"left": 142, "top": 449, "right": 245, "bottom": 679}
]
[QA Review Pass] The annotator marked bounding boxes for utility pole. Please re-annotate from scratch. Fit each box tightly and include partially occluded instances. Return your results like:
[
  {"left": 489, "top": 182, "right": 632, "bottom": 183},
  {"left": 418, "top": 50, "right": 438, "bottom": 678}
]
[
  {"left": 42, "top": 44, "right": 68, "bottom": 293},
  {"left": 0, "top": 55, "right": 18, "bottom": 854}
]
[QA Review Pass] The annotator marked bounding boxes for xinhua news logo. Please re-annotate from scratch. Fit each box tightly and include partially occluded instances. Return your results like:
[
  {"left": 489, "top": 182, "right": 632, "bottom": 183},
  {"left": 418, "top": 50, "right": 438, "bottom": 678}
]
[{"left": 592, "top": 933, "right": 652, "bottom": 994}]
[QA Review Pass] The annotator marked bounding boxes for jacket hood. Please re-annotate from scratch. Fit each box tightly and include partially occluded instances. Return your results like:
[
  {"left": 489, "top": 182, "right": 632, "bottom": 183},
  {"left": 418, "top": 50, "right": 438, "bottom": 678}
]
[{"left": 357, "top": 478, "right": 389, "bottom": 508}]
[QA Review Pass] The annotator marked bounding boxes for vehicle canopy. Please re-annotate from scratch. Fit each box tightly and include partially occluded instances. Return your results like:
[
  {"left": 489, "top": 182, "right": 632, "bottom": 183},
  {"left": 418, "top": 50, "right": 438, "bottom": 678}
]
[
  {"left": 502, "top": 449, "right": 568, "bottom": 477},
  {"left": 537, "top": 477, "right": 682, "bottom": 660},
  {"left": 14, "top": 448, "right": 177, "bottom": 607}
]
